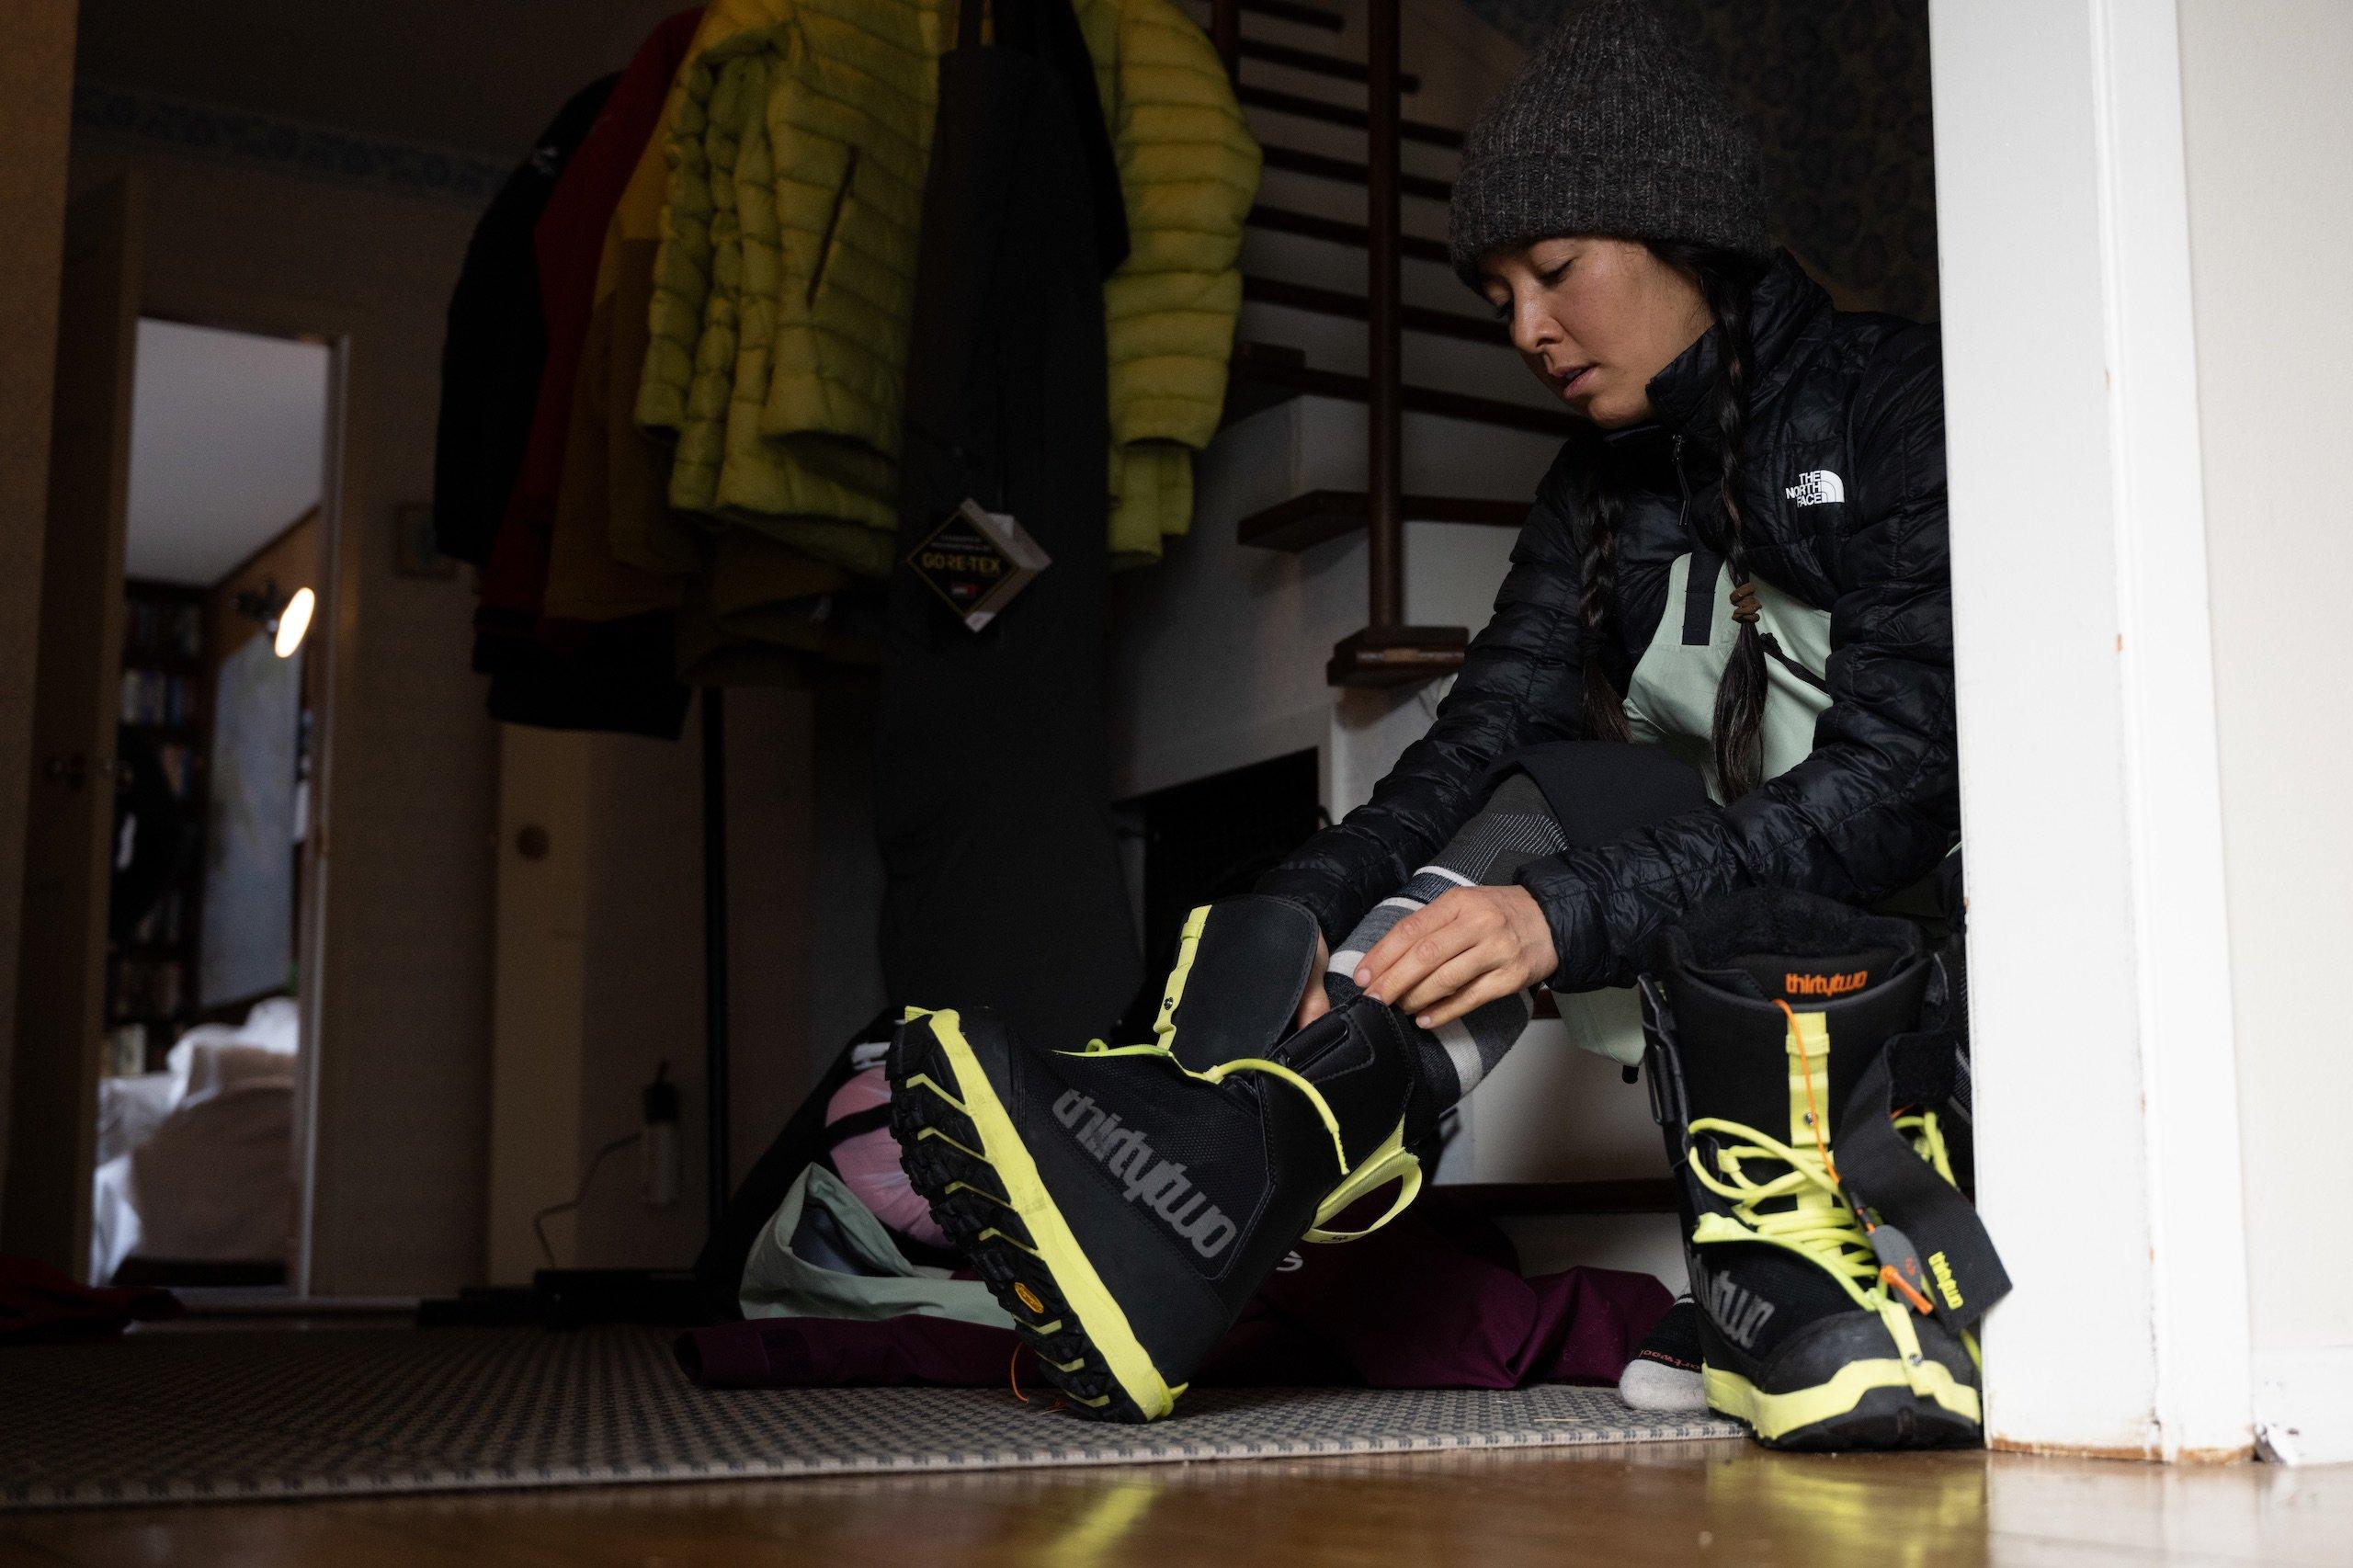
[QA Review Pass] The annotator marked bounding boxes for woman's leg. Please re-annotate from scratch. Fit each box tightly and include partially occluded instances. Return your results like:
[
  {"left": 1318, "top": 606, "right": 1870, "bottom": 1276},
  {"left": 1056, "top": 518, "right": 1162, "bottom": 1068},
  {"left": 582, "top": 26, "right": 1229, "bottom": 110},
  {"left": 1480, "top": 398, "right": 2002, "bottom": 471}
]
[
  {"left": 1318, "top": 771, "right": 1567, "bottom": 1105},
  {"left": 1318, "top": 744, "right": 1716, "bottom": 1117}
]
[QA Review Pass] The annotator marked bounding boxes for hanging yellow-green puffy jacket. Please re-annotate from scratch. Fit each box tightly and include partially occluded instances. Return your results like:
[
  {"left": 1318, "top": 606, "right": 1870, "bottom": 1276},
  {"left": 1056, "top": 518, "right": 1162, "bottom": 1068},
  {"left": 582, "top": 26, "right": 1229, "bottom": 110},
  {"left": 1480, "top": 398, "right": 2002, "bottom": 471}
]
[{"left": 634, "top": 0, "right": 1260, "bottom": 578}]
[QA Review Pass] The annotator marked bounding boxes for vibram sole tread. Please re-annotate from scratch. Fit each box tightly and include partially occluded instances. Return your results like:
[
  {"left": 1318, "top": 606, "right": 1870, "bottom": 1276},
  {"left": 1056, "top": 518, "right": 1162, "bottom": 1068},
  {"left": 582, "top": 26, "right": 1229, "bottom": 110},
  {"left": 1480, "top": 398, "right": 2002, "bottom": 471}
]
[{"left": 887, "top": 1018, "right": 1161, "bottom": 1424}]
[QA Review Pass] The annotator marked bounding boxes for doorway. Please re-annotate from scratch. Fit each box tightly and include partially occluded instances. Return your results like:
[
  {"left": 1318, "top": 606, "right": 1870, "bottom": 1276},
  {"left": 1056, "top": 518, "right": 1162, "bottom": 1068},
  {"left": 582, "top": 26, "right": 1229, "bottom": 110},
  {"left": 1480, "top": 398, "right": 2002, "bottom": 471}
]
[
  {"left": 7, "top": 182, "right": 347, "bottom": 1293},
  {"left": 90, "top": 317, "right": 335, "bottom": 1290}
]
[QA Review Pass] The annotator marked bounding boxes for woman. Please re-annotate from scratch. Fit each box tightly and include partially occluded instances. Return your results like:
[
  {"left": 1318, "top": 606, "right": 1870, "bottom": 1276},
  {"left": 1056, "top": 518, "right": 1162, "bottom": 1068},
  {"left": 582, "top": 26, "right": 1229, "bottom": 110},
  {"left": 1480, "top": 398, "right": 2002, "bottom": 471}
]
[
  {"left": 1261, "top": 1, "right": 1961, "bottom": 1094},
  {"left": 885, "top": 0, "right": 1972, "bottom": 1435}
]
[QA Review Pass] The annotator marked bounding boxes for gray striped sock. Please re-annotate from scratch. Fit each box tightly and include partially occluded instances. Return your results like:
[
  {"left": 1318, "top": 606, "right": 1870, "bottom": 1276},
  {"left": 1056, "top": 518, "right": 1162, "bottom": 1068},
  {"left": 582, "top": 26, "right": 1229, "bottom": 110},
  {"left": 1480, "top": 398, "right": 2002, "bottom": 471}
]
[{"left": 1323, "top": 774, "right": 1567, "bottom": 1106}]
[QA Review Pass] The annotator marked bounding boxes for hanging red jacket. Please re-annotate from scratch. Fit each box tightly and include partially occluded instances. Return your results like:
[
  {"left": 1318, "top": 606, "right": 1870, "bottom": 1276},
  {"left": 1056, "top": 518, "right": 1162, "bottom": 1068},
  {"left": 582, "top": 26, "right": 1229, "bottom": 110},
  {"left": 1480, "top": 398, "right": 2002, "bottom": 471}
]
[{"left": 471, "top": 8, "right": 704, "bottom": 736}]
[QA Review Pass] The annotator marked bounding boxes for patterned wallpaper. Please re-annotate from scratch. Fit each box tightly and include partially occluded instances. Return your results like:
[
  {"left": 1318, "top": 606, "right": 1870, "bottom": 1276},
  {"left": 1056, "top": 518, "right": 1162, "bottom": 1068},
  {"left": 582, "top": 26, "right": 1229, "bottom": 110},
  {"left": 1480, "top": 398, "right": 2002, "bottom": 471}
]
[
  {"left": 1462, "top": 0, "right": 1941, "bottom": 323},
  {"left": 73, "top": 81, "right": 509, "bottom": 207}
]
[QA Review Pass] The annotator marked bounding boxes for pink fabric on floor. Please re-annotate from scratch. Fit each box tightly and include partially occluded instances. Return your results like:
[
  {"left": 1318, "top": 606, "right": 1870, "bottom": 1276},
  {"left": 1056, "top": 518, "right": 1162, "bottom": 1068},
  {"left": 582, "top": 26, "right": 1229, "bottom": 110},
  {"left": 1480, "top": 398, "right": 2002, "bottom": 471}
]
[{"left": 826, "top": 1068, "right": 950, "bottom": 1250}]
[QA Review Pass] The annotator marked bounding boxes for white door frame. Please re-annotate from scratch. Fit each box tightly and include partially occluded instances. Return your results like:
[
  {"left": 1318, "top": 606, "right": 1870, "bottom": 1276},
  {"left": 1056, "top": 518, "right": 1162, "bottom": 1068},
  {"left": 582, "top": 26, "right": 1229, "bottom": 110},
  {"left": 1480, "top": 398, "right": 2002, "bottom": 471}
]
[{"left": 1929, "top": 0, "right": 2253, "bottom": 1459}]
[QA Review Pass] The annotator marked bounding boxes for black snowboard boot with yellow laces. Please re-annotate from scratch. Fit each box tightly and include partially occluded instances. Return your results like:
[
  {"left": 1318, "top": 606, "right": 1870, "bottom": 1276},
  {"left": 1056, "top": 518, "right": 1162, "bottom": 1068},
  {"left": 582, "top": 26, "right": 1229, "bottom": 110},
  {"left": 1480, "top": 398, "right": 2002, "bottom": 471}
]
[
  {"left": 1637, "top": 886, "right": 2010, "bottom": 1450},
  {"left": 888, "top": 971, "right": 1431, "bottom": 1423}
]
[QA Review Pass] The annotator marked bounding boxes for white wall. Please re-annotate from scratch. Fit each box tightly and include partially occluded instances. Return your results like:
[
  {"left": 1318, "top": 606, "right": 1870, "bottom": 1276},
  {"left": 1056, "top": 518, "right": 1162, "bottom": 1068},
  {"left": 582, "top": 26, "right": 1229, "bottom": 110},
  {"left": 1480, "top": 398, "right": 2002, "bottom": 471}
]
[{"left": 2177, "top": 0, "right": 2353, "bottom": 1465}]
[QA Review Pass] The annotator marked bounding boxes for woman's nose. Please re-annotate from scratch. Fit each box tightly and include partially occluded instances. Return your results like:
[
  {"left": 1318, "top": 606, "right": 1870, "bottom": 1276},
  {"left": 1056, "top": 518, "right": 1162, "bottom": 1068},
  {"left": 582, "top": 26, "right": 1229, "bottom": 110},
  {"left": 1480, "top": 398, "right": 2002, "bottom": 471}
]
[{"left": 1506, "top": 301, "right": 1557, "bottom": 358}]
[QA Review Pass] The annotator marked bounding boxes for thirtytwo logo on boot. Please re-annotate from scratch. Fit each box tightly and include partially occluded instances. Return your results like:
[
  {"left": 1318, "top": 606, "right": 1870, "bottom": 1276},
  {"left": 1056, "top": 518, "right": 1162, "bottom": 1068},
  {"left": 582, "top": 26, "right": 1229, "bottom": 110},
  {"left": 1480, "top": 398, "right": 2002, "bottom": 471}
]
[
  {"left": 1784, "top": 970, "right": 1869, "bottom": 998},
  {"left": 1696, "top": 1266, "right": 1777, "bottom": 1350},
  {"left": 1053, "top": 1090, "right": 1238, "bottom": 1259}
]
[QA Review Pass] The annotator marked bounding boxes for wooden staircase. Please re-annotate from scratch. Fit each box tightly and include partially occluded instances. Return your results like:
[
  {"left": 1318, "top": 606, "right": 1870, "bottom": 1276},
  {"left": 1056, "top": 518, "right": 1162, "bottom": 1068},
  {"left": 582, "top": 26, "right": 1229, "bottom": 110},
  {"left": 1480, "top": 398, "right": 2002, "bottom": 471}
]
[{"left": 1210, "top": 0, "right": 1572, "bottom": 687}]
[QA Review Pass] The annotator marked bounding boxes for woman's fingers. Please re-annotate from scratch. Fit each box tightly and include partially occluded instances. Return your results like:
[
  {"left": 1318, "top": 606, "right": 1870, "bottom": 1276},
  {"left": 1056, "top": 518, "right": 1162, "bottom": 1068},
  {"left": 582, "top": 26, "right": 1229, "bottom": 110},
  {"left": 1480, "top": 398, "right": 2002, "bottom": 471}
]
[
  {"left": 1358, "top": 887, "right": 1552, "bottom": 1028},
  {"left": 1393, "top": 937, "right": 1505, "bottom": 1019},
  {"left": 1414, "top": 968, "right": 1517, "bottom": 1032},
  {"left": 1358, "top": 892, "right": 1480, "bottom": 1006}
]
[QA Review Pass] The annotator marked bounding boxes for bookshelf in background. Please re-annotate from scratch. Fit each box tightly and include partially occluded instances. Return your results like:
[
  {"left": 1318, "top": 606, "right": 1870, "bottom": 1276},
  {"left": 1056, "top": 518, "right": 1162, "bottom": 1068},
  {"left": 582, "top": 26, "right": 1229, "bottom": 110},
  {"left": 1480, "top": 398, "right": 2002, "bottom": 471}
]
[{"left": 111, "top": 579, "right": 210, "bottom": 1074}]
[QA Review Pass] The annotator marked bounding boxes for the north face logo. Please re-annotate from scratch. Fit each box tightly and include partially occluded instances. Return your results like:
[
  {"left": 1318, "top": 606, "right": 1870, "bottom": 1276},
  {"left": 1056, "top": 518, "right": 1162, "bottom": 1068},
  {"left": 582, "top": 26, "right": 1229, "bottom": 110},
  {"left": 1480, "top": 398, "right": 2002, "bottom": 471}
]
[
  {"left": 1784, "top": 470, "right": 1845, "bottom": 506},
  {"left": 1054, "top": 1089, "right": 1238, "bottom": 1259},
  {"left": 1698, "top": 1266, "right": 1777, "bottom": 1349}
]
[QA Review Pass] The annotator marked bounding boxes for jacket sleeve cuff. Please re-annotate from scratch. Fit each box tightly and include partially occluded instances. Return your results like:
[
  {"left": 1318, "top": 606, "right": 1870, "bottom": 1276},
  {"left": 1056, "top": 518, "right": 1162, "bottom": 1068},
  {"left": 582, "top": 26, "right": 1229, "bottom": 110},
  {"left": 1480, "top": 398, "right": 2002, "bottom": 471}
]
[
  {"left": 1248, "top": 865, "right": 1360, "bottom": 952},
  {"left": 1512, "top": 855, "right": 1610, "bottom": 993}
]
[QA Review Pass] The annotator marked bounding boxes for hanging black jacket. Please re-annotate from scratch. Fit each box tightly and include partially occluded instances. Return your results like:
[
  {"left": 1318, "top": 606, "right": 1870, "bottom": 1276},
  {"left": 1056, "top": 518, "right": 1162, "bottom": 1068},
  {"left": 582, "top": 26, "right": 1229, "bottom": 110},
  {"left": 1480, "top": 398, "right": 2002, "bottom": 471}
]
[
  {"left": 431, "top": 75, "right": 614, "bottom": 565},
  {"left": 1254, "top": 247, "right": 1959, "bottom": 993}
]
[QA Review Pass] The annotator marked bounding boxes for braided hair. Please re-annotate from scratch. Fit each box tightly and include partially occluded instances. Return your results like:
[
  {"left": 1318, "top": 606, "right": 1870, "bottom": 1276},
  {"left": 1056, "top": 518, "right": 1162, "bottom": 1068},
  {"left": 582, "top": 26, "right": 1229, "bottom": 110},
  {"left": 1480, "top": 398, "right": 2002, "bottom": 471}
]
[{"left": 1571, "top": 242, "right": 1776, "bottom": 801}]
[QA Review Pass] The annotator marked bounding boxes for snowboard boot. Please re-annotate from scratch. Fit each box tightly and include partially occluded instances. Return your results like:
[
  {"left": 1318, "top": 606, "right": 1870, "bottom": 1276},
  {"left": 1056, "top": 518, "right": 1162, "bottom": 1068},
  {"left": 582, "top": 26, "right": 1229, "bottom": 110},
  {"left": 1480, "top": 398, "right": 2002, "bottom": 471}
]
[
  {"left": 1636, "top": 885, "right": 2010, "bottom": 1450},
  {"left": 888, "top": 985, "right": 1433, "bottom": 1422}
]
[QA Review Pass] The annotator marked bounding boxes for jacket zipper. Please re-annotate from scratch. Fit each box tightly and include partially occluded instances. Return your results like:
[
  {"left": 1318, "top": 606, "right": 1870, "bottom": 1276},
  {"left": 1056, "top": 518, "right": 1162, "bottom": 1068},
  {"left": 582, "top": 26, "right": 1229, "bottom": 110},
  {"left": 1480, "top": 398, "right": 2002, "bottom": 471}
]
[
  {"left": 807, "top": 146, "right": 861, "bottom": 308},
  {"left": 1671, "top": 435, "right": 1690, "bottom": 534},
  {"left": 1673, "top": 434, "right": 1720, "bottom": 646}
]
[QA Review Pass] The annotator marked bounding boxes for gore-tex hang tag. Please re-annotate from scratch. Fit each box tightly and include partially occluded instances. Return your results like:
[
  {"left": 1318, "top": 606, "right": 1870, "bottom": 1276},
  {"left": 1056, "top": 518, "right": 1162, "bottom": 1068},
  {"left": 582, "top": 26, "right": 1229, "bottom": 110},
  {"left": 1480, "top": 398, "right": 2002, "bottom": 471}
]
[{"left": 903, "top": 497, "right": 1051, "bottom": 631}]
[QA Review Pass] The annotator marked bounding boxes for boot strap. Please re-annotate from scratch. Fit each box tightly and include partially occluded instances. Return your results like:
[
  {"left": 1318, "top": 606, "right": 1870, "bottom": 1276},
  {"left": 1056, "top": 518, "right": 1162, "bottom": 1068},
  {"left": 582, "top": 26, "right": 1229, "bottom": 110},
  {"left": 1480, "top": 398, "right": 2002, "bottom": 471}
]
[
  {"left": 1835, "top": 1033, "right": 2011, "bottom": 1333},
  {"left": 1304, "top": 1141, "right": 1423, "bottom": 1244}
]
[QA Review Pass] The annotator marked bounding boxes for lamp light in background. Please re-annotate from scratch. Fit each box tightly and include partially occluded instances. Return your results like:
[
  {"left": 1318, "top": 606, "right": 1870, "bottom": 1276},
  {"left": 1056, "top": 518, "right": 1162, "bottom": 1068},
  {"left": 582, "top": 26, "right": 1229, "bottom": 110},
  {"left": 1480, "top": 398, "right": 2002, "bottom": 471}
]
[
  {"left": 232, "top": 578, "right": 315, "bottom": 659},
  {"left": 272, "top": 587, "right": 314, "bottom": 659}
]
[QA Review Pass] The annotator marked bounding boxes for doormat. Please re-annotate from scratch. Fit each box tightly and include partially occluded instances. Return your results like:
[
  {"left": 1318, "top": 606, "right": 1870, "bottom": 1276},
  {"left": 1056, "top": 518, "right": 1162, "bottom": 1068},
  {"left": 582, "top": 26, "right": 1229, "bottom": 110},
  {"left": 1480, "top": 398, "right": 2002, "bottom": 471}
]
[{"left": 0, "top": 1325, "right": 1739, "bottom": 1510}]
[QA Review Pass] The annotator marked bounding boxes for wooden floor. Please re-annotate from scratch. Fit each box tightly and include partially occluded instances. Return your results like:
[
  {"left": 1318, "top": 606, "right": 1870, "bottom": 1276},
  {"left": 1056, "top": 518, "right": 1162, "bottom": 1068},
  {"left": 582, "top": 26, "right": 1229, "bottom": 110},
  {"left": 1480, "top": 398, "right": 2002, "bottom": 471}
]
[{"left": 5, "top": 1437, "right": 2347, "bottom": 1566}]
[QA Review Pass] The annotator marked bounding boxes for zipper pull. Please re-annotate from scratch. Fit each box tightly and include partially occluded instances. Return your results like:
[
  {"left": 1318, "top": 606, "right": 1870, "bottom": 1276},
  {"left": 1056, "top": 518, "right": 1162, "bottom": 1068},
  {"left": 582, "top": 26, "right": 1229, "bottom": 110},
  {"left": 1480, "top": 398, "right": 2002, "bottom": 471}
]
[{"left": 1671, "top": 434, "right": 1693, "bottom": 539}]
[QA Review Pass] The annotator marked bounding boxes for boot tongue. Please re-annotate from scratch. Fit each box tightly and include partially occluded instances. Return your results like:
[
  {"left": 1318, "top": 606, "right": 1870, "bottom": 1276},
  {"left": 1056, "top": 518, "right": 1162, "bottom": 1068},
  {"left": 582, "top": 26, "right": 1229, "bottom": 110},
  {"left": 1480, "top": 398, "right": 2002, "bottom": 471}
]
[
  {"left": 1155, "top": 897, "right": 1321, "bottom": 1073},
  {"left": 1667, "top": 947, "right": 1936, "bottom": 1132},
  {"left": 1691, "top": 946, "right": 1907, "bottom": 1006}
]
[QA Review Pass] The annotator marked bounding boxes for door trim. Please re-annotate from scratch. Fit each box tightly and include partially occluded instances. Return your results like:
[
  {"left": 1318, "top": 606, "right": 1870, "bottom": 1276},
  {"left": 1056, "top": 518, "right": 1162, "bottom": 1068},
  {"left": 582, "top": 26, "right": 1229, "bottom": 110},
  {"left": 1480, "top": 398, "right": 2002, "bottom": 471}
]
[{"left": 1929, "top": 0, "right": 2251, "bottom": 1459}]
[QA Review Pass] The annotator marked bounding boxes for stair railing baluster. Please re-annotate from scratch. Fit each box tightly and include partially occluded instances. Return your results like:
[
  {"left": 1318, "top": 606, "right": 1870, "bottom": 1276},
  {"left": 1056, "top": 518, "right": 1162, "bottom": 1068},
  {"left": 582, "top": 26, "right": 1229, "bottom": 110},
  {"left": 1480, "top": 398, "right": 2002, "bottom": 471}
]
[
  {"left": 1367, "top": 0, "right": 1401, "bottom": 632},
  {"left": 1325, "top": 0, "right": 1467, "bottom": 686}
]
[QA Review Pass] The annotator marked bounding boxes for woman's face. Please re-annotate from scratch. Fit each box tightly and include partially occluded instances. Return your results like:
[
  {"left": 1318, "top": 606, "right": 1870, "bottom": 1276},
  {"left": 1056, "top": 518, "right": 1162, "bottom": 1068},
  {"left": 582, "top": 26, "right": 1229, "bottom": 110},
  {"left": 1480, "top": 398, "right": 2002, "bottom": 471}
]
[{"left": 1475, "top": 236, "right": 1714, "bottom": 429}]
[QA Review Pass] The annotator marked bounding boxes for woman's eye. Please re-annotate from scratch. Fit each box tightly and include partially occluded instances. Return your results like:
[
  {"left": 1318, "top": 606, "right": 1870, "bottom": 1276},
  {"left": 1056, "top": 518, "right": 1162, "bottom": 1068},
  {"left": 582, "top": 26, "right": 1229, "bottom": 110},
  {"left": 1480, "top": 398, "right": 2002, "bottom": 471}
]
[
  {"left": 1541, "top": 260, "right": 1573, "bottom": 287},
  {"left": 1489, "top": 299, "right": 1511, "bottom": 323}
]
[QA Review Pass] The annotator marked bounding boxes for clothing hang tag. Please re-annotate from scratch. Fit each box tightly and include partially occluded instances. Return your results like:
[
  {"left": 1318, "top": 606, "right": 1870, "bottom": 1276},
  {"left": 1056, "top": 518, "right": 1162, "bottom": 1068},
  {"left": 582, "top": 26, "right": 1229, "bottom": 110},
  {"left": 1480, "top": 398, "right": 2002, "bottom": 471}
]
[{"left": 902, "top": 496, "right": 1053, "bottom": 632}]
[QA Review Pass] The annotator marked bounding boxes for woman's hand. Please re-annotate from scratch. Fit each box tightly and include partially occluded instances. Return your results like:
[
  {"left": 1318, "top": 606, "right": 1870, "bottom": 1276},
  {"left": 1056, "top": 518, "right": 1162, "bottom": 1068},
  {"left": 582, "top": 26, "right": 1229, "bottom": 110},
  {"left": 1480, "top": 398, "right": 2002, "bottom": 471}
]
[
  {"left": 1293, "top": 932, "right": 1333, "bottom": 1031},
  {"left": 1353, "top": 885, "right": 1558, "bottom": 1030}
]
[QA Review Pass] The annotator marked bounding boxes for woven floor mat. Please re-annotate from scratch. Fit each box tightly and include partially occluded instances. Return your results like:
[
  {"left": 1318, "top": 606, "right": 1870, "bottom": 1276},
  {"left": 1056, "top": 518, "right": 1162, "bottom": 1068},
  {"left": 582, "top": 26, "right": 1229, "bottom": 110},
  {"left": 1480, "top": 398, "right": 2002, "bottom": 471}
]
[{"left": 0, "top": 1325, "right": 1738, "bottom": 1509}]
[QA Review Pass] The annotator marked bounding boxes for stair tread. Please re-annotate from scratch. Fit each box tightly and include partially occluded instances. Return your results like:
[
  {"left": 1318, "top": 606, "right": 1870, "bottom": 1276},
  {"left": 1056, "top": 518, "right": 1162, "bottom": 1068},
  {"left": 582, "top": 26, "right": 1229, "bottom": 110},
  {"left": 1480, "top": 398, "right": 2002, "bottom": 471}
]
[
  {"left": 1262, "top": 144, "right": 1453, "bottom": 204},
  {"left": 1239, "top": 84, "right": 1463, "bottom": 150},
  {"left": 1228, "top": 341, "right": 1562, "bottom": 436},
  {"left": 1246, "top": 204, "right": 1451, "bottom": 267},
  {"left": 1240, "top": 489, "right": 1528, "bottom": 551},
  {"left": 1242, "top": 274, "right": 1499, "bottom": 343},
  {"left": 1327, "top": 623, "right": 1470, "bottom": 687},
  {"left": 1238, "top": 37, "right": 1422, "bottom": 94},
  {"left": 1231, "top": 0, "right": 1346, "bottom": 31}
]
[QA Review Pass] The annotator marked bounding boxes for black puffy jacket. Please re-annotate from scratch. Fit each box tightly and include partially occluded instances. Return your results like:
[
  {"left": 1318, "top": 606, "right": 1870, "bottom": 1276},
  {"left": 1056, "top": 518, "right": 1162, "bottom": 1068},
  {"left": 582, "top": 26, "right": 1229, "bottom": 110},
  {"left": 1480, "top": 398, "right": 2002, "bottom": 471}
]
[{"left": 1254, "top": 247, "right": 1959, "bottom": 992}]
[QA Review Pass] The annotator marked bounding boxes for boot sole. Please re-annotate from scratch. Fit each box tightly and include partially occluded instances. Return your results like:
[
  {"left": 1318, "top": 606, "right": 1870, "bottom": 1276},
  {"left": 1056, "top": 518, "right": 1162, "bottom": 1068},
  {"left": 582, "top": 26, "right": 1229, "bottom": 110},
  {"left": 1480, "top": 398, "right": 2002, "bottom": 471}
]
[
  {"left": 887, "top": 1006, "right": 1176, "bottom": 1424},
  {"left": 1704, "top": 1361, "right": 1983, "bottom": 1451}
]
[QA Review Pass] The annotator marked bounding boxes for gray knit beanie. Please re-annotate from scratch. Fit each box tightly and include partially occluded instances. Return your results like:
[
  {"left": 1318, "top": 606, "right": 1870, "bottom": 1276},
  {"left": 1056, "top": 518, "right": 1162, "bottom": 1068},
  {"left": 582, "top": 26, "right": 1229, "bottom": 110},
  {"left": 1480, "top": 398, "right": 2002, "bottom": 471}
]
[{"left": 1447, "top": 0, "right": 1772, "bottom": 289}]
